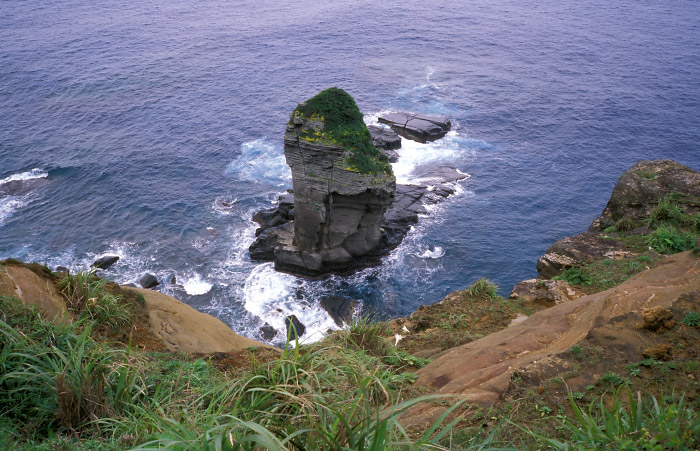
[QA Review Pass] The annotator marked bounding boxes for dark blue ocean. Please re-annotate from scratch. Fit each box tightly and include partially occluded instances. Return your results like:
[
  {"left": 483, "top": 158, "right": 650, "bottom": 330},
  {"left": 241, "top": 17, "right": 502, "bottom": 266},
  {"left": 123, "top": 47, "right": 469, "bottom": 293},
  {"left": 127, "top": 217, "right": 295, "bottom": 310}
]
[{"left": 2, "top": 0, "right": 699, "bottom": 343}]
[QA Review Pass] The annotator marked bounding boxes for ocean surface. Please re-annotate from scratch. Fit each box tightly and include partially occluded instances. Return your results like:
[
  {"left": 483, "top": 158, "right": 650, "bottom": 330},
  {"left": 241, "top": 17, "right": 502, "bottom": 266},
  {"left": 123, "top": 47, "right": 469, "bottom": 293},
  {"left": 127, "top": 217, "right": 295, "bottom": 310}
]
[{"left": 2, "top": 0, "right": 699, "bottom": 344}]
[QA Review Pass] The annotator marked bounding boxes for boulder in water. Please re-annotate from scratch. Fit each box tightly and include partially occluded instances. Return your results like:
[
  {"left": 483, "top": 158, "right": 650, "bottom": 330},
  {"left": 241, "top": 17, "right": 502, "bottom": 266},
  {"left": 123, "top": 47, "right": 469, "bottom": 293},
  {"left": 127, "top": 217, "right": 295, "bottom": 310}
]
[
  {"left": 284, "top": 315, "right": 306, "bottom": 339},
  {"left": 378, "top": 112, "right": 451, "bottom": 143},
  {"left": 140, "top": 273, "right": 159, "bottom": 289},
  {"left": 92, "top": 254, "right": 119, "bottom": 270}
]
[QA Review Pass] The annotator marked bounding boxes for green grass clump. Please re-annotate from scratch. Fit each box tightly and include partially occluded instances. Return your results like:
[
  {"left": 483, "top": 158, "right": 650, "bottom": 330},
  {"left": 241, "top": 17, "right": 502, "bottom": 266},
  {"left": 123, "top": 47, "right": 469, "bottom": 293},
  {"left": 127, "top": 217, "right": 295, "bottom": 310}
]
[
  {"left": 636, "top": 169, "right": 658, "bottom": 180},
  {"left": 58, "top": 268, "right": 131, "bottom": 331},
  {"left": 533, "top": 387, "right": 700, "bottom": 450},
  {"left": 291, "top": 87, "right": 392, "bottom": 175},
  {"left": 466, "top": 278, "right": 498, "bottom": 299},
  {"left": 682, "top": 312, "right": 700, "bottom": 328},
  {"left": 646, "top": 225, "right": 696, "bottom": 254},
  {"left": 554, "top": 266, "right": 593, "bottom": 286}
]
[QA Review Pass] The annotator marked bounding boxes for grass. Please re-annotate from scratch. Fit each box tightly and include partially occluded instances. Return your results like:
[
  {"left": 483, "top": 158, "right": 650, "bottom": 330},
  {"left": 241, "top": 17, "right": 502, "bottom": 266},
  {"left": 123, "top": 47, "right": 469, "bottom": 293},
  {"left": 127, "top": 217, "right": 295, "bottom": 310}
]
[
  {"left": 57, "top": 268, "right": 131, "bottom": 332},
  {"left": 291, "top": 87, "right": 392, "bottom": 175},
  {"left": 531, "top": 387, "right": 700, "bottom": 450},
  {"left": 466, "top": 278, "right": 498, "bottom": 299},
  {"left": 1, "top": 294, "right": 483, "bottom": 450}
]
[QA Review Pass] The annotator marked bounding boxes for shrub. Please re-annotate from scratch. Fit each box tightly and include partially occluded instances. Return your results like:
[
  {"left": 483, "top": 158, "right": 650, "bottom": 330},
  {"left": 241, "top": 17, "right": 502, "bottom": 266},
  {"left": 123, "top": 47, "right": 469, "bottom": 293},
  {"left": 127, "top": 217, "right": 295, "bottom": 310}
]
[
  {"left": 466, "top": 278, "right": 498, "bottom": 299},
  {"left": 646, "top": 225, "right": 696, "bottom": 254}
]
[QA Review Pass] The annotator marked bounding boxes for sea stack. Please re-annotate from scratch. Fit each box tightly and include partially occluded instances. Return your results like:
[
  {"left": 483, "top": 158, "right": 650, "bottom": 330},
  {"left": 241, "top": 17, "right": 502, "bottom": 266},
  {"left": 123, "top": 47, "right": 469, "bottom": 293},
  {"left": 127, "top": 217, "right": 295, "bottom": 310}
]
[{"left": 274, "top": 88, "right": 396, "bottom": 276}]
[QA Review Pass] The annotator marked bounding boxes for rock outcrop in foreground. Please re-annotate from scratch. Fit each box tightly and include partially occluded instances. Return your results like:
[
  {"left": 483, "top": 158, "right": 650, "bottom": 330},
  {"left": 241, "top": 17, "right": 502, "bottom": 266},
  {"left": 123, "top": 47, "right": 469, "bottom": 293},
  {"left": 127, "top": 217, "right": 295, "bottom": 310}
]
[
  {"left": 537, "top": 159, "right": 700, "bottom": 278},
  {"left": 263, "top": 88, "right": 397, "bottom": 277},
  {"left": 403, "top": 251, "right": 700, "bottom": 427}
]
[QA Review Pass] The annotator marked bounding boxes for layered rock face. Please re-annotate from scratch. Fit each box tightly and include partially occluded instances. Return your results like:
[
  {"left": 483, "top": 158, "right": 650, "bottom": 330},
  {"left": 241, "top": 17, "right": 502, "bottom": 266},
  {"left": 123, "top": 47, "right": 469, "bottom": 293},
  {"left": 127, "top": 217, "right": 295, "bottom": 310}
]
[{"left": 273, "top": 88, "right": 396, "bottom": 276}]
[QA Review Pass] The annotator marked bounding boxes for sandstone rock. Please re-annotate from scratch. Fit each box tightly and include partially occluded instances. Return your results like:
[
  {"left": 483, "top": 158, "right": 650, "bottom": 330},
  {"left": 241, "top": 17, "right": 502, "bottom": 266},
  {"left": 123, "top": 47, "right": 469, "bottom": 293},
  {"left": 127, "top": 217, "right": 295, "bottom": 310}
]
[
  {"left": 378, "top": 112, "right": 451, "bottom": 143},
  {"left": 122, "top": 287, "right": 273, "bottom": 354},
  {"left": 536, "top": 232, "right": 634, "bottom": 278},
  {"left": 642, "top": 343, "right": 672, "bottom": 360},
  {"left": 285, "top": 314, "right": 306, "bottom": 339},
  {"left": 510, "top": 279, "right": 584, "bottom": 308},
  {"left": 0, "top": 265, "right": 69, "bottom": 323},
  {"left": 368, "top": 125, "right": 402, "bottom": 151},
  {"left": 140, "top": 273, "right": 159, "bottom": 289},
  {"left": 274, "top": 88, "right": 396, "bottom": 277},
  {"left": 589, "top": 159, "right": 700, "bottom": 232},
  {"left": 320, "top": 296, "right": 359, "bottom": 326},
  {"left": 639, "top": 306, "right": 675, "bottom": 332},
  {"left": 92, "top": 254, "right": 119, "bottom": 270},
  {"left": 400, "top": 251, "right": 700, "bottom": 428}
]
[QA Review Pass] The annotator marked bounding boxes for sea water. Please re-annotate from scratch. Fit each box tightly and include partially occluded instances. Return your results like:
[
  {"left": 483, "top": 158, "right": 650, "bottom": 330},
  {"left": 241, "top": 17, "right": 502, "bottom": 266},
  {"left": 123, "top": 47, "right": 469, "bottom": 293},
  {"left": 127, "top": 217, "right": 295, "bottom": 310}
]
[{"left": 2, "top": 0, "right": 699, "bottom": 344}]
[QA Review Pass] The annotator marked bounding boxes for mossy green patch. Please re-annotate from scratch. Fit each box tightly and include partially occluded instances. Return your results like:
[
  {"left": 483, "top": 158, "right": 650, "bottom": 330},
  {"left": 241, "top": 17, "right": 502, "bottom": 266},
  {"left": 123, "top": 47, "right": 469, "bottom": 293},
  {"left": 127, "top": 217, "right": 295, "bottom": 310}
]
[{"left": 291, "top": 87, "right": 392, "bottom": 175}]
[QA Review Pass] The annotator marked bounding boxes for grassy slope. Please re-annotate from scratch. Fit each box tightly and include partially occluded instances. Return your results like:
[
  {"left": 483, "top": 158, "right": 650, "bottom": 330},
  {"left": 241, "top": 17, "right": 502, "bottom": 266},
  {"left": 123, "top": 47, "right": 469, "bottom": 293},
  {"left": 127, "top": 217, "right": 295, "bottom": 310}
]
[{"left": 1, "top": 188, "right": 699, "bottom": 451}]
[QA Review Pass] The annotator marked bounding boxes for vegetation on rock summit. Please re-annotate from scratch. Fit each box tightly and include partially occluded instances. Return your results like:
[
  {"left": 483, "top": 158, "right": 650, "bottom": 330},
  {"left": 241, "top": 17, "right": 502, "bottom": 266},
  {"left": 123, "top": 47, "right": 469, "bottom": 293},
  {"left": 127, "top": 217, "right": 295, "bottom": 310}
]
[{"left": 292, "top": 87, "right": 392, "bottom": 176}]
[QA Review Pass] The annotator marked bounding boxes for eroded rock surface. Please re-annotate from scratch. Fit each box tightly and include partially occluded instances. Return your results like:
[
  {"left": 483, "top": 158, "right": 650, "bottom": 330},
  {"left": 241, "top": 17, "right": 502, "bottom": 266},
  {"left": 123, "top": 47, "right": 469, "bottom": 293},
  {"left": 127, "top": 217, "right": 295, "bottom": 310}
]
[
  {"left": 0, "top": 265, "right": 69, "bottom": 322},
  {"left": 536, "top": 232, "right": 634, "bottom": 278},
  {"left": 368, "top": 125, "right": 401, "bottom": 152},
  {"left": 402, "top": 251, "right": 700, "bottom": 427},
  {"left": 510, "top": 279, "right": 584, "bottom": 308},
  {"left": 123, "top": 287, "right": 273, "bottom": 354}
]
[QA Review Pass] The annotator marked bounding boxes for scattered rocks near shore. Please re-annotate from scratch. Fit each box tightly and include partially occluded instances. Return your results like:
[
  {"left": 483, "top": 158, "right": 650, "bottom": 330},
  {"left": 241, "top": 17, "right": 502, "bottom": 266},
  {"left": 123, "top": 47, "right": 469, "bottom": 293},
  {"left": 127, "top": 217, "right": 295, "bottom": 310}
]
[
  {"left": 139, "top": 273, "right": 159, "bottom": 289},
  {"left": 249, "top": 88, "right": 465, "bottom": 278}
]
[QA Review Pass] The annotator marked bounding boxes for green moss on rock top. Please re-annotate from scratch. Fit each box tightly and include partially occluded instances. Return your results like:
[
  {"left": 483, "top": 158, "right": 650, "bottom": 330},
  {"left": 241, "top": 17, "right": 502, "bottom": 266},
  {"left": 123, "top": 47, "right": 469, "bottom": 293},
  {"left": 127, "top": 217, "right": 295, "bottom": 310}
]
[{"left": 291, "top": 87, "right": 392, "bottom": 176}]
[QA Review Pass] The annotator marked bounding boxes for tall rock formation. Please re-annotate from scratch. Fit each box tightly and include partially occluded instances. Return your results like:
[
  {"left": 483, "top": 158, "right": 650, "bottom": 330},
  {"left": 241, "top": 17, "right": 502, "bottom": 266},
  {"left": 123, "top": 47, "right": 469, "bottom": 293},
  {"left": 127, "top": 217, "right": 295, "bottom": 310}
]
[{"left": 274, "top": 88, "right": 396, "bottom": 276}]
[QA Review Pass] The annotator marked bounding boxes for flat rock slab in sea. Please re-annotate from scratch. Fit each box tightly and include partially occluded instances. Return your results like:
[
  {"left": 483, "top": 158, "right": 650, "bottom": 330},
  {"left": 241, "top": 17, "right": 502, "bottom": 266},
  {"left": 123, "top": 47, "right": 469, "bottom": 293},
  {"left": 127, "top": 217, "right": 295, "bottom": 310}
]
[{"left": 378, "top": 112, "right": 451, "bottom": 143}]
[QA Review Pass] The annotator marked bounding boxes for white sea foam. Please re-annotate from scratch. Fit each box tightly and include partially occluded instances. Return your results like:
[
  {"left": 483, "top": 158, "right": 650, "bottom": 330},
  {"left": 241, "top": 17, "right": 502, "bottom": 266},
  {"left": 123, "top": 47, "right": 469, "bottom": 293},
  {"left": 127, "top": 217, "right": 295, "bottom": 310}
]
[
  {"left": 0, "top": 168, "right": 50, "bottom": 226},
  {"left": 0, "top": 168, "right": 48, "bottom": 185},
  {"left": 243, "top": 263, "right": 338, "bottom": 345},
  {"left": 225, "top": 138, "right": 291, "bottom": 187},
  {"left": 183, "top": 274, "right": 213, "bottom": 295},
  {"left": 0, "top": 198, "right": 27, "bottom": 225},
  {"left": 416, "top": 246, "right": 444, "bottom": 259}
]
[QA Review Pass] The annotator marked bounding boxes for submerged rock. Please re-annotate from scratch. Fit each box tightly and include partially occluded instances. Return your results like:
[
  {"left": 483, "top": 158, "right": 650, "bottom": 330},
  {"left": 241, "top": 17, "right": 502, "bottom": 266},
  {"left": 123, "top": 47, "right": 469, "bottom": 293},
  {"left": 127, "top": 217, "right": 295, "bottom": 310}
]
[
  {"left": 92, "top": 254, "right": 119, "bottom": 270},
  {"left": 378, "top": 112, "right": 451, "bottom": 143}
]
